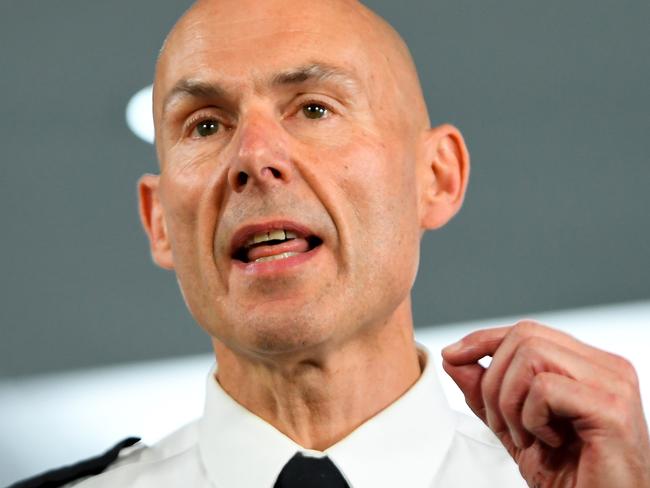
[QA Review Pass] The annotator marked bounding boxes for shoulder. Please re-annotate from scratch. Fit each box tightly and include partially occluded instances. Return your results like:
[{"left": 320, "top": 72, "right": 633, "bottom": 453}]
[
  {"left": 10, "top": 420, "right": 203, "bottom": 488},
  {"left": 69, "top": 421, "right": 203, "bottom": 488},
  {"left": 10, "top": 437, "right": 143, "bottom": 488},
  {"left": 435, "top": 411, "right": 527, "bottom": 487}
]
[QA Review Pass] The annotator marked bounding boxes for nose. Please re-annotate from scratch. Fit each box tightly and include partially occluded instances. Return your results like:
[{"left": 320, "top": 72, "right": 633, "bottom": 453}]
[{"left": 227, "top": 114, "right": 292, "bottom": 193}]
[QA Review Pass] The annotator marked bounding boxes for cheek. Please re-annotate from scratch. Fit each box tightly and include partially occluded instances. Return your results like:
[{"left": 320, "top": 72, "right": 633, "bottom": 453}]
[
  {"left": 336, "top": 136, "right": 418, "bottom": 231},
  {"left": 161, "top": 169, "right": 201, "bottom": 237},
  {"left": 330, "top": 135, "right": 421, "bottom": 274},
  {"left": 158, "top": 158, "right": 229, "bottom": 328},
  {"left": 159, "top": 154, "right": 220, "bottom": 273}
]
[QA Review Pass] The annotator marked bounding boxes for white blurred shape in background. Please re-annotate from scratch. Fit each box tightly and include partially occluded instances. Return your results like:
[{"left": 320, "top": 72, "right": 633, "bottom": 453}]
[
  {"left": 1, "top": 300, "right": 649, "bottom": 486},
  {"left": 125, "top": 85, "right": 154, "bottom": 144}
]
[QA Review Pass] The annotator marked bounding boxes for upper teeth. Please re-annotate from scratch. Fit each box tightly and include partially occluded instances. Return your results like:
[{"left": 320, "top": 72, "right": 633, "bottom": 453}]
[{"left": 246, "top": 229, "right": 298, "bottom": 247}]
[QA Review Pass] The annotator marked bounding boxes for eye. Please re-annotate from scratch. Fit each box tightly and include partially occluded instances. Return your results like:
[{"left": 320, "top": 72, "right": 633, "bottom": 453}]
[
  {"left": 193, "top": 118, "right": 220, "bottom": 137},
  {"left": 302, "top": 103, "right": 330, "bottom": 120}
]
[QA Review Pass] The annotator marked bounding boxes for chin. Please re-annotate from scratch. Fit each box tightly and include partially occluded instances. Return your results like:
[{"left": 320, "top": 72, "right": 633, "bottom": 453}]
[{"left": 229, "top": 307, "right": 335, "bottom": 357}]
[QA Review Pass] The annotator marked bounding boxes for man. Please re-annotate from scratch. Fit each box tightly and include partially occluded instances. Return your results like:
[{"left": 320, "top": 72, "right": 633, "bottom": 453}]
[{"left": 14, "top": 0, "right": 649, "bottom": 487}]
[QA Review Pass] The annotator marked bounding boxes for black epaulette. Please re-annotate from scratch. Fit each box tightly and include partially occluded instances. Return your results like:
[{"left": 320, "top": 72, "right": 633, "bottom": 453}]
[{"left": 8, "top": 437, "right": 141, "bottom": 488}]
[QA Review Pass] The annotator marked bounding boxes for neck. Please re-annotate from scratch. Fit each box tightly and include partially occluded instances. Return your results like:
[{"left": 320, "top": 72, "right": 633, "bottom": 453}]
[{"left": 212, "top": 302, "right": 421, "bottom": 451}]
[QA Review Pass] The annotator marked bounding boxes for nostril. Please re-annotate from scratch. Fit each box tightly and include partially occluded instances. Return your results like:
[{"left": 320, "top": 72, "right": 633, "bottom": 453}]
[
  {"left": 236, "top": 172, "right": 248, "bottom": 187},
  {"left": 261, "top": 166, "right": 282, "bottom": 179}
]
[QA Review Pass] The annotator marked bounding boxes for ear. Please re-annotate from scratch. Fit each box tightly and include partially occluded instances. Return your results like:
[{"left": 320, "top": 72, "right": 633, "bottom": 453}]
[
  {"left": 138, "top": 174, "right": 174, "bottom": 270},
  {"left": 417, "top": 124, "right": 470, "bottom": 230}
]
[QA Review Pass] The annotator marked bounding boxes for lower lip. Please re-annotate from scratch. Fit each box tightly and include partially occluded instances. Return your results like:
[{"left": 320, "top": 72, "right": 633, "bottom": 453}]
[{"left": 233, "top": 245, "right": 321, "bottom": 276}]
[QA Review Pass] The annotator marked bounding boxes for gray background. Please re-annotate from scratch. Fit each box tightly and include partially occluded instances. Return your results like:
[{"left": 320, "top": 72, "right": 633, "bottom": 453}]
[{"left": 1, "top": 1, "right": 648, "bottom": 379}]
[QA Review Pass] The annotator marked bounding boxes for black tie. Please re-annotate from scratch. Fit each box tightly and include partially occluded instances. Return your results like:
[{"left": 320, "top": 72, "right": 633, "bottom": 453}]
[{"left": 274, "top": 452, "right": 350, "bottom": 488}]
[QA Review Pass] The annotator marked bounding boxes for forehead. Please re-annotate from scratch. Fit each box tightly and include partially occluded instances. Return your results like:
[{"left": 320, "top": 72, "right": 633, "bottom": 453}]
[{"left": 155, "top": 0, "right": 380, "bottom": 100}]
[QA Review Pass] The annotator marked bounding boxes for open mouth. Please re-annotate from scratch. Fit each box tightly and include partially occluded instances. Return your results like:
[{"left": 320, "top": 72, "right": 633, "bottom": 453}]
[{"left": 231, "top": 227, "right": 323, "bottom": 264}]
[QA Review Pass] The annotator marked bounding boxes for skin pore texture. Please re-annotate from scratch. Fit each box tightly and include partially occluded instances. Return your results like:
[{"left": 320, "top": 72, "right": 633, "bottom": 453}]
[{"left": 140, "top": 0, "right": 469, "bottom": 450}]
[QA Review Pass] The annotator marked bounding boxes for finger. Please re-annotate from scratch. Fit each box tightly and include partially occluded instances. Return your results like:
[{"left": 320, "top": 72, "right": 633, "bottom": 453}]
[
  {"left": 442, "top": 325, "right": 530, "bottom": 435},
  {"left": 498, "top": 337, "right": 622, "bottom": 449},
  {"left": 521, "top": 372, "right": 599, "bottom": 448},
  {"left": 442, "top": 359, "right": 487, "bottom": 422},
  {"left": 522, "top": 373, "right": 650, "bottom": 487},
  {"left": 523, "top": 370, "right": 648, "bottom": 443},
  {"left": 444, "top": 320, "right": 634, "bottom": 440},
  {"left": 443, "top": 359, "right": 522, "bottom": 461},
  {"left": 474, "top": 321, "right": 626, "bottom": 437},
  {"left": 444, "top": 320, "right": 629, "bottom": 376},
  {"left": 442, "top": 326, "right": 511, "bottom": 365}
]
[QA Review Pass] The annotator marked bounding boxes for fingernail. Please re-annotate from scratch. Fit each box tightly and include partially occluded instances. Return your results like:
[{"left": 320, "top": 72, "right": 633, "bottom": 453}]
[
  {"left": 486, "top": 410, "right": 496, "bottom": 431},
  {"left": 511, "top": 430, "right": 523, "bottom": 449},
  {"left": 442, "top": 341, "right": 463, "bottom": 355}
]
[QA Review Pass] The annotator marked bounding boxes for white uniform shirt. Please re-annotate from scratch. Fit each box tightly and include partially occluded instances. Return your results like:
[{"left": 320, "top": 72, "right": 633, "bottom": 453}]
[{"left": 73, "top": 348, "right": 526, "bottom": 487}]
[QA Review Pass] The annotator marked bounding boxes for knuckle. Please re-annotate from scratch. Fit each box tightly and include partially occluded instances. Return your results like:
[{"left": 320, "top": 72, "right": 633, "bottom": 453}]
[
  {"left": 618, "top": 356, "right": 640, "bottom": 385},
  {"left": 515, "top": 337, "right": 546, "bottom": 370},
  {"left": 607, "top": 394, "right": 635, "bottom": 432},
  {"left": 498, "top": 392, "right": 519, "bottom": 418},
  {"left": 530, "top": 372, "right": 553, "bottom": 396},
  {"left": 610, "top": 352, "right": 629, "bottom": 368},
  {"left": 597, "top": 390, "right": 639, "bottom": 434},
  {"left": 521, "top": 408, "right": 536, "bottom": 431},
  {"left": 618, "top": 380, "right": 641, "bottom": 406},
  {"left": 511, "top": 320, "right": 542, "bottom": 340},
  {"left": 606, "top": 352, "right": 640, "bottom": 387},
  {"left": 518, "top": 336, "right": 545, "bottom": 356}
]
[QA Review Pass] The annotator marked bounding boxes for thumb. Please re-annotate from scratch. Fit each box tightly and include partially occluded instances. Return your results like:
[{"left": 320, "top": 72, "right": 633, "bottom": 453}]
[{"left": 442, "top": 359, "right": 487, "bottom": 423}]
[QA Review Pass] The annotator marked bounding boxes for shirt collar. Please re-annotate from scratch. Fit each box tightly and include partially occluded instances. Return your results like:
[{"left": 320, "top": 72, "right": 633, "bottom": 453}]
[{"left": 198, "top": 345, "right": 457, "bottom": 488}]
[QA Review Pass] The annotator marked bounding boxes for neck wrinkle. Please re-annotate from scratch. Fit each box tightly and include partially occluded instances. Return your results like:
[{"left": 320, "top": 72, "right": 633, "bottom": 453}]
[{"left": 212, "top": 303, "right": 421, "bottom": 450}]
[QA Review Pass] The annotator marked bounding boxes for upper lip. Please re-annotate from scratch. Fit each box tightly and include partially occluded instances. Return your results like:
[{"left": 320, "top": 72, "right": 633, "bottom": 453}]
[{"left": 229, "top": 219, "right": 319, "bottom": 257}]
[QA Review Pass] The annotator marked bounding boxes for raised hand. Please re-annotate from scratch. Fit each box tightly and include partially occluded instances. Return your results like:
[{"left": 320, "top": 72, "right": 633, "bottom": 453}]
[{"left": 442, "top": 321, "right": 650, "bottom": 487}]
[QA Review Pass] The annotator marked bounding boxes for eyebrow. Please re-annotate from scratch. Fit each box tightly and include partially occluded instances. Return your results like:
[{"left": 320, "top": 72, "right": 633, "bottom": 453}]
[
  {"left": 162, "top": 79, "right": 228, "bottom": 115},
  {"left": 270, "top": 63, "right": 360, "bottom": 90},
  {"left": 162, "top": 62, "right": 360, "bottom": 115}
]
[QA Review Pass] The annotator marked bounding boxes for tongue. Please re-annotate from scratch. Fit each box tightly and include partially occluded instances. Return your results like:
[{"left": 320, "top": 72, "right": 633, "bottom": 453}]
[{"left": 246, "top": 238, "right": 311, "bottom": 262}]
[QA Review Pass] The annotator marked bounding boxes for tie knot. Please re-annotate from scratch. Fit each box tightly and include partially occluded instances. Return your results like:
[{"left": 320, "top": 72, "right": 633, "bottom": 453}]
[{"left": 274, "top": 452, "right": 350, "bottom": 488}]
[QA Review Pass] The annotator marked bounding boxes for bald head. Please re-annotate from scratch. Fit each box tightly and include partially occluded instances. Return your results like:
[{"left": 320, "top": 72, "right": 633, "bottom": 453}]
[
  {"left": 138, "top": 0, "right": 469, "bottom": 366},
  {"left": 153, "top": 0, "right": 430, "bottom": 154}
]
